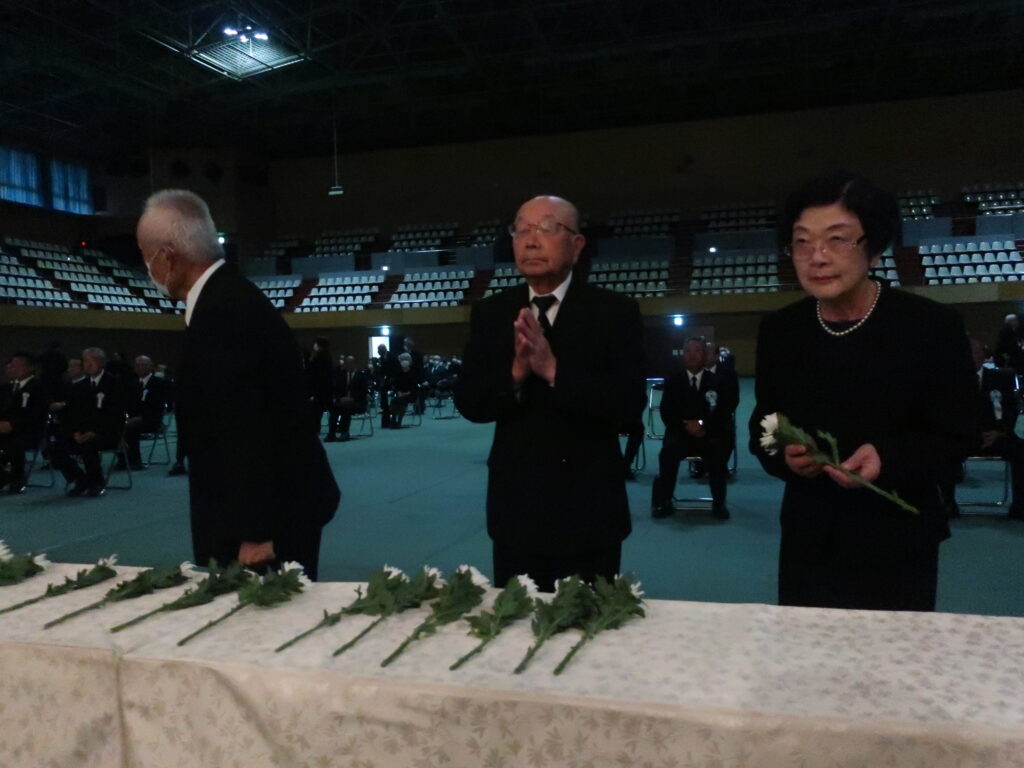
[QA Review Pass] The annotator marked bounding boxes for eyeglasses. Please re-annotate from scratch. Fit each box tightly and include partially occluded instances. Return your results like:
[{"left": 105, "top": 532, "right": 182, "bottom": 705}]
[
  {"left": 508, "top": 220, "right": 579, "bottom": 238},
  {"left": 786, "top": 235, "right": 866, "bottom": 260}
]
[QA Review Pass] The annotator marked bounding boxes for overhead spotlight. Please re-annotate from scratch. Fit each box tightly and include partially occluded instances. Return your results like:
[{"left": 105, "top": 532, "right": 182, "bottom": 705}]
[
  {"left": 239, "top": 34, "right": 249, "bottom": 43},
  {"left": 709, "top": 246, "right": 717, "bottom": 253},
  {"left": 223, "top": 27, "right": 238, "bottom": 36},
  {"left": 381, "top": 326, "right": 391, "bottom": 336},
  {"left": 382, "top": 265, "right": 389, "bottom": 271},
  {"left": 254, "top": 32, "right": 268, "bottom": 41},
  {"left": 672, "top": 314, "right": 685, "bottom": 327}
]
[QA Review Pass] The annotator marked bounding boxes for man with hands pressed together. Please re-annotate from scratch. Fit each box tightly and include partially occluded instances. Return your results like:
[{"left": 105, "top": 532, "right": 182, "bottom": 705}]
[
  {"left": 456, "top": 195, "right": 646, "bottom": 592},
  {"left": 136, "top": 190, "right": 339, "bottom": 579}
]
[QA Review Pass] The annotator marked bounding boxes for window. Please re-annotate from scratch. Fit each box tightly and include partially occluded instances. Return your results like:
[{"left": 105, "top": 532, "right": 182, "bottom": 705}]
[
  {"left": 0, "top": 147, "right": 42, "bottom": 206},
  {"left": 51, "top": 159, "right": 93, "bottom": 214}
]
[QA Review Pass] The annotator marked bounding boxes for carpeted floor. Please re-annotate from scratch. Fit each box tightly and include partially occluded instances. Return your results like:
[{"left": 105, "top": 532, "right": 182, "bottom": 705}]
[{"left": 2, "top": 379, "right": 1021, "bottom": 616}]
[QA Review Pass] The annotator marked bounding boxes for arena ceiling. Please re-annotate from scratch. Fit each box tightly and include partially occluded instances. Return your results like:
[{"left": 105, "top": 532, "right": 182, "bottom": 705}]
[{"left": 1, "top": 0, "right": 1021, "bottom": 163}]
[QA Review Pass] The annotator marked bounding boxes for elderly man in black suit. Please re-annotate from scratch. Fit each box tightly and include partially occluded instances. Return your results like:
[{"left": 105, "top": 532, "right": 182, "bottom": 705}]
[
  {"left": 652, "top": 337, "right": 738, "bottom": 520},
  {"left": 941, "top": 336, "right": 1024, "bottom": 520},
  {"left": 0, "top": 353, "right": 49, "bottom": 494},
  {"left": 455, "top": 194, "right": 646, "bottom": 591},
  {"left": 327, "top": 355, "right": 370, "bottom": 442},
  {"left": 137, "top": 189, "right": 340, "bottom": 579},
  {"left": 121, "top": 355, "right": 168, "bottom": 470},
  {"left": 49, "top": 347, "right": 126, "bottom": 498}
]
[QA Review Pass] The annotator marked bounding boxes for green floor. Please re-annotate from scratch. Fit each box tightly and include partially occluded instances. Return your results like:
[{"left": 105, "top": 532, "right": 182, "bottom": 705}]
[{"left": 3, "top": 380, "right": 1022, "bottom": 616}]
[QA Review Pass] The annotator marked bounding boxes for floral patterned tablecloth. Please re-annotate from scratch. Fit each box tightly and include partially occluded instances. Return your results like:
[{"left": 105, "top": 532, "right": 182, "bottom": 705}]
[{"left": 1, "top": 563, "right": 1022, "bottom": 768}]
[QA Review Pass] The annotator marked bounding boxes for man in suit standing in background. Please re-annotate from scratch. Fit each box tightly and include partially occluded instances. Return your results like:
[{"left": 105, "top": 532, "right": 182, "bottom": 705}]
[
  {"left": 652, "top": 337, "right": 737, "bottom": 520},
  {"left": 455, "top": 194, "right": 646, "bottom": 591},
  {"left": 137, "top": 189, "right": 340, "bottom": 579}
]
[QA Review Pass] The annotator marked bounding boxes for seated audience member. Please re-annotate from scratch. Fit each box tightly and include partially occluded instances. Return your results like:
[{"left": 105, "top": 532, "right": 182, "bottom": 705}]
[
  {"left": 995, "top": 313, "right": 1024, "bottom": 371},
  {"left": 327, "top": 355, "right": 370, "bottom": 442},
  {"left": 388, "top": 352, "right": 422, "bottom": 429},
  {"left": 0, "top": 353, "right": 48, "bottom": 494},
  {"left": 49, "top": 347, "right": 126, "bottom": 498},
  {"left": 940, "top": 336, "right": 1024, "bottom": 520},
  {"left": 306, "top": 336, "right": 334, "bottom": 434},
  {"left": 651, "top": 337, "right": 737, "bottom": 520},
  {"left": 373, "top": 343, "right": 398, "bottom": 428},
  {"left": 122, "top": 355, "right": 169, "bottom": 470}
]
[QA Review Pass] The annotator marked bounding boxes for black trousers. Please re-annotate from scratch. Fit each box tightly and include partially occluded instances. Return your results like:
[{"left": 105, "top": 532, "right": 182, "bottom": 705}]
[
  {"left": 328, "top": 398, "right": 364, "bottom": 437},
  {"left": 622, "top": 420, "right": 644, "bottom": 470},
  {"left": 0, "top": 431, "right": 37, "bottom": 483},
  {"left": 653, "top": 432, "right": 729, "bottom": 508},
  {"left": 50, "top": 434, "right": 112, "bottom": 486},
  {"left": 492, "top": 540, "right": 621, "bottom": 593}
]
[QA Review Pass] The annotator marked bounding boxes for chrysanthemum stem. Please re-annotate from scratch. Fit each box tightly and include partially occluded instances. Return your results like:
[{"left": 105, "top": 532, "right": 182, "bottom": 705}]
[
  {"left": 449, "top": 637, "right": 492, "bottom": 671},
  {"left": 44, "top": 598, "right": 106, "bottom": 629},
  {"left": 332, "top": 615, "right": 385, "bottom": 657},
  {"left": 177, "top": 603, "right": 245, "bottom": 646},
  {"left": 110, "top": 604, "right": 165, "bottom": 633}
]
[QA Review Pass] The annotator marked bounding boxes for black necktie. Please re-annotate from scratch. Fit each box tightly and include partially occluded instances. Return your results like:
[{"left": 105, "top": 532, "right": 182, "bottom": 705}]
[
  {"left": 532, "top": 295, "right": 557, "bottom": 334},
  {"left": 690, "top": 374, "right": 699, "bottom": 391}
]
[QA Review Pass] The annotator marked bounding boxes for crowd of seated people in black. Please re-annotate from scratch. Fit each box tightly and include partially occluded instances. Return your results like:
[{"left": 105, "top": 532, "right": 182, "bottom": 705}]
[{"left": 0, "top": 345, "right": 180, "bottom": 498}]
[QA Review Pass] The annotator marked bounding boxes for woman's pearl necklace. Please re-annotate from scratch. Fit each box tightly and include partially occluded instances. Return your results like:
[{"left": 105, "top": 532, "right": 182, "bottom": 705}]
[{"left": 816, "top": 280, "right": 881, "bottom": 337}]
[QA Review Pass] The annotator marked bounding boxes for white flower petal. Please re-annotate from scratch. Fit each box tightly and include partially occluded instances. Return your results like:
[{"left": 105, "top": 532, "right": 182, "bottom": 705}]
[
  {"left": 759, "top": 413, "right": 779, "bottom": 435},
  {"left": 98, "top": 554, "right": 118, "bottom": 568},
  {"left": 423, "top": 566, "right": 445, "bottom": 587},
  {"left": 382, "top": 564, "right": 407, "bottom": 580},
  {"left": 457, "top": 564, "right": 490, "bottom": 588},
  {"left": 179, "top": 561, "right": 199, "bottom": 578},
  {"left": 629, "top": 580, "right": 645, "bottom": 599},
  {"left": 513, "top": 574, "right": 539, "bottom": 596},
  {"left": 0, "top": 541, "right": 12, "bottom": 562},
  {"left": 32, "top": 553, "right": 51, "bottom": 569}
]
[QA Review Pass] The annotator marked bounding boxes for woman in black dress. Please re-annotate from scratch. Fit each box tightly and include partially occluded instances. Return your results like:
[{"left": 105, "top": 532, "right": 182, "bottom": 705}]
[{"left": 749, "top": 172, "right": 976, "bottom": 611}]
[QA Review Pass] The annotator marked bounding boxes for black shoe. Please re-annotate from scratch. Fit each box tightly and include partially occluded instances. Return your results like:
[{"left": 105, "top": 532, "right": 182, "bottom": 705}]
[
  {"left": 168, "top": 463, "right": 187, "bottom": 476},
  {"left": 0, "top": 471, "right": 11, "bottom": 491},
  {"left": 129, "top": 462, "right": 146, "bottom": 472},
  {"left": 324, "top": 435, "right": 338, "bottom": 443},
  {"left": 712, "top": 504, "right": 731, "bottom": 520},
  {"left": 86, "top": 484, "right": 106, "bottom": 498},
  {"left": 339, "top": 433, "right": 351, "bottom": 442},
  {"left": 67, "top": 480, "right": 89, "bottom": 497},
  {"left": 651, "top": 504, "right": 673, "bottom": 519},
  {"left": 6, "top": 475, "right": 26, "bottom": 494}
]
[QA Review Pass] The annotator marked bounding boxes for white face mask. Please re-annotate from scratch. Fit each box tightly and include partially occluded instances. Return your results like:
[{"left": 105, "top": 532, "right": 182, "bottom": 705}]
[{"left": 146, "top": 257, "right": 171, "bottom": 298}]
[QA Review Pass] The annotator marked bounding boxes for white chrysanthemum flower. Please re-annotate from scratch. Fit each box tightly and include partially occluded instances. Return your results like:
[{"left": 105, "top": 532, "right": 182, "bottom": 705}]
[
  {"left": 179, "top": 561, "right": 200, "bottom": 578},
  {"left": 382, "top": 564, "right": 407, "bottom": 580},
  {"left": 0, "top": 540, "right": 12, "bottom": 562},
  {"left": 513, "top": 574, "right": 539, "bottom": 596},
  {"left": 98, "top": 554, "right": 118, "bottom": 568},
  {"left": 423, "top": 566, "right": 446, "bottom": 586},
  {"left": 32, "top": 553, "right": 51, "bottom": 569},
  {"left": 759, "top": 413, "right": 780, "bottom": 455},
  {"left": 280, "top": 561, "right": 312, "bottom": 587},
  {"left": 629, "top": 580, "right": 644, "bottom": 599},
  {"left": 458, "top": 564, "right": 490, "bottom": 588}
]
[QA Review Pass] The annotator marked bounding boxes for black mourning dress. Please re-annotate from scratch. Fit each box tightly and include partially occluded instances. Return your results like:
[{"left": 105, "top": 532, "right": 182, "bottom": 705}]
[{"left": 749, "top": 286, "right": 976, "bottom": 610}]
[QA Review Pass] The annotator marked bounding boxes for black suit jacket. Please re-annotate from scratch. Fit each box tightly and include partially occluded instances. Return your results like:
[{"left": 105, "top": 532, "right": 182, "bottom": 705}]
[
  {"left": 65, "top": 371, "right": 125, "bottom": 445},
  {"left": 454, "top": 280, "right": 646, "bottom": 554},
  {"left": 128, "top": 374, "right": 169, "bottom": 431},
  {"left": 177, "top": 264, "right": 340, "bottom": 557},
  {"left": 660, "top": 368, "right": 737, "bottom": 445},
  {"left": 333, "top": 368, "right": 370, "bottom": 412},
  {"left": 0, "top": 377, "right": 48, "bottom": 446}
]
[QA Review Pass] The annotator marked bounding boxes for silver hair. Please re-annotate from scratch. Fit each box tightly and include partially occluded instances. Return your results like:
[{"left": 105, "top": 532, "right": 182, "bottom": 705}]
[
  {"left": 82, "top": 347, "right": 107, "bottom": 361},
  {"left": 141, "top": 189, "right": 224, "bottom": 264},
  {"left": 398, "top": 352, "right": 412, "bottom": 363}
]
